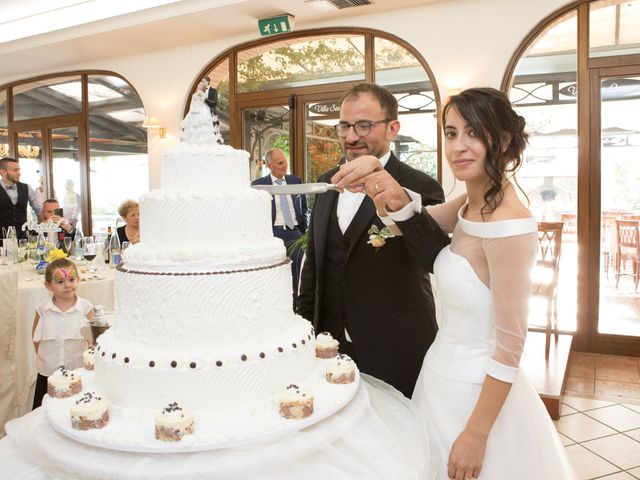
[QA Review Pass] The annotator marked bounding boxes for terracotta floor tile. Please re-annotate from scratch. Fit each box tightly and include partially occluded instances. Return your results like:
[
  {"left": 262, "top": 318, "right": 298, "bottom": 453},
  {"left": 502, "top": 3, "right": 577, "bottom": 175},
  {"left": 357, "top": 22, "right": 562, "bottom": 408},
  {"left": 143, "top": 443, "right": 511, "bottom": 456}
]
[
  {"left": 564, "top": 395, "right": 614, "bottom": 411},
  {"left": 582, "top": 433, "right": 640, "bottom": 470},
  {"left": 555, "top": 412, "right": 616, "bottom": 442},
  {"left": 569, "top": 352, "right": 596, "bottom": 378},
  {"left": 564, "top": 444, "right": 620, "bottom": 479},
  {"left": 596, "top": 356, "right": 640, "bottom": 383},
  {"left": 566, "top": 376, "right": 596, "bottom": 394},
  {"left": 584, "top": 405, "right": 640, "bottom": 432},
  {"left": 596, "top": 380, "right": 640, "bottom": 400}
]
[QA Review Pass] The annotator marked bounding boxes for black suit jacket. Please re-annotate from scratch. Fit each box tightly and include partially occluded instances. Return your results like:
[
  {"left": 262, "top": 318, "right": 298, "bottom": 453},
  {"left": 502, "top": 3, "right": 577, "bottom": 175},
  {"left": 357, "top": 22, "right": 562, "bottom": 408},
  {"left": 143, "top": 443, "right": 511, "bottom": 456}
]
[
  {"left": 251, "top": 174, "right": 308, "bottom": 231},
  {"left": 204, "top": 87, "right": 218, "bottom": 116},
  {"left": 297, "top": 153, "right": 449, "bottom": 396}
]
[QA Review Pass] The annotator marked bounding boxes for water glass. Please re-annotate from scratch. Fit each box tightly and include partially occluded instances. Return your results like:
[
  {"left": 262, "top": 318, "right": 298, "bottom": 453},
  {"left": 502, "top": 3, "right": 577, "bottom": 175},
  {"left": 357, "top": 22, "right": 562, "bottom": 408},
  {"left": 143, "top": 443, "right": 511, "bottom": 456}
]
[{"left": 64, "top": 237, "right": 73, "bottom": 253}]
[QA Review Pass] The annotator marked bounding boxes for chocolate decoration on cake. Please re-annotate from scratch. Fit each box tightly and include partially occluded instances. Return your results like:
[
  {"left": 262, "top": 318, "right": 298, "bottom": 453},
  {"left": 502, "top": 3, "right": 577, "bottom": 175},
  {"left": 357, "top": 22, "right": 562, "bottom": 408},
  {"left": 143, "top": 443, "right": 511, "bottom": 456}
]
[
  {"left": 260, "top": 352, "right": 265, "bottom": 358},
  {"left": 101, "top": 352, "right": 105, "bottom": 357},
  {"left": 149, "top": 361, "right": 155, "bottom": 367},
  {"left": 278, "top": 347, "right": 283, "bottom": 353},
  {"left": 171, "top": 361, "right": 177, "bottom": 368},
  {"left": 112, "top": 353, "right": 117, "bottom": 359},
  {"left": 124, "top": 357, "right": 130, "bottom": 363},
  {"left": 301, "top": 339, "right": 306, "bottom": 345},
  {"left": 292, "top": 343, "right": 297, "bottom": 348},
  {"left": 241, "top": 354, "right": 247, "bottom": 361},
  {"left": 190, "top": 362, "right": 196, "bottom": 368},
  {"left": 216, "top": 361, "right": 223, "bottom": 367}
]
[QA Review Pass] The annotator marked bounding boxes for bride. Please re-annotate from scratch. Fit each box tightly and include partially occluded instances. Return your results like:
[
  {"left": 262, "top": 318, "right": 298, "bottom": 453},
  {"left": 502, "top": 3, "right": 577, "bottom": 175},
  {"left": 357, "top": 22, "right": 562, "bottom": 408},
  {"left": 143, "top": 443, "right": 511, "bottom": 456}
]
[
  {"left": 180, "top": 79, "right": 223, "bottom": 144},
  {"left": 330, "top": 88, "right": 576, "bottom": 480}
]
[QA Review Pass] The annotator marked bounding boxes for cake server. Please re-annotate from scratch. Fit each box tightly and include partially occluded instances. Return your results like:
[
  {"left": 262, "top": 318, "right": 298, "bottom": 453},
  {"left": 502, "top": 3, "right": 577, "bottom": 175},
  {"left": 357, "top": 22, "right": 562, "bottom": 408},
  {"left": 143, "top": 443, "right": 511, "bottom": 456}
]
[{"left": 252, "top": 183, "right": 338, "bottom": 195}]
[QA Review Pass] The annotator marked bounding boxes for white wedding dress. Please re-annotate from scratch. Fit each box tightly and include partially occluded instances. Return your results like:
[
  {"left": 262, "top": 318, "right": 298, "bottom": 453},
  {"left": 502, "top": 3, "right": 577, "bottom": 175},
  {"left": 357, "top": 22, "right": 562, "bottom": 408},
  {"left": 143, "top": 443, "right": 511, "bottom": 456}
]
[
  {"left": 181, "top": 91, "right": 222, "bottom": 144},
  {"left": 411, "top": 202, "right": 576, "bottom": 480}
]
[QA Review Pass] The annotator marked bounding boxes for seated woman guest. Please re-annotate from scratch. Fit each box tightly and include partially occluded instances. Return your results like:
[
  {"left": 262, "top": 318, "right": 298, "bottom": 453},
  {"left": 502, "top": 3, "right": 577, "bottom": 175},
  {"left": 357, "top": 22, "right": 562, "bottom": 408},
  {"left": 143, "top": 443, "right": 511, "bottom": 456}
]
[{"left": 116, "top": 199, "right": 140, "bottom": 245}]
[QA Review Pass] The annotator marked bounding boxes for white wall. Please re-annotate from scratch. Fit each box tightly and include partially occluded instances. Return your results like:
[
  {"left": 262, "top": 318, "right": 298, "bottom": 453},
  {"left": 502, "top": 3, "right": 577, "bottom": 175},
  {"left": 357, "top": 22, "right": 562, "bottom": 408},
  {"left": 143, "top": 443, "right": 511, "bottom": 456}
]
[{"left": 1, "top": 0, "right": 572, "bottom": 193}]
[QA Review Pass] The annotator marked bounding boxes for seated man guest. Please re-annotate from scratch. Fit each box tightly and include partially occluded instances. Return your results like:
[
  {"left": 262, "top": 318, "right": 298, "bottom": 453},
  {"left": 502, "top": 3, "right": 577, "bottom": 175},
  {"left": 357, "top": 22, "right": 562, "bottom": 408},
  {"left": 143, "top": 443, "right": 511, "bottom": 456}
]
[
  {"left": 41, "top": 199, "right": 75, "bottom": 238},
  {"left": 116, "top": 199, "right": 140, "bottom": 245},
  {"left": 0, "top": 156, "right": 42, "bottom": 239},
  {"left": 251, "top": 148, "right": 307, "bottom": 306}
]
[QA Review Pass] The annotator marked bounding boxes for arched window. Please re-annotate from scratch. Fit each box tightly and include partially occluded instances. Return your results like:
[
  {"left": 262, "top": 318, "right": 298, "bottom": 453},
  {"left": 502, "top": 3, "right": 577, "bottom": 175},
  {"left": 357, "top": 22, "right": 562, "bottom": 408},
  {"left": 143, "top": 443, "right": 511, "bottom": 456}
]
[
  {"left": 503, "top": 0, "right": 640, "bottom": 355},
  {"left": 190, "top": 28, "right": 441, "bottom": 184},
  {"left": 0, "top": 72, "right": 148, "bottom": 236}
]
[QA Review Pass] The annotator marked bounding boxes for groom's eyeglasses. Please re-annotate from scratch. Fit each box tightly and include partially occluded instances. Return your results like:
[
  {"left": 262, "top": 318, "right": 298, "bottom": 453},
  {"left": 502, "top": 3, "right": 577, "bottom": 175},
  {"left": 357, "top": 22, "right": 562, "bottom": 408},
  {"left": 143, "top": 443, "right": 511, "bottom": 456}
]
[{"left": 334, "top": 120, "right": 389, "bottom": 138}]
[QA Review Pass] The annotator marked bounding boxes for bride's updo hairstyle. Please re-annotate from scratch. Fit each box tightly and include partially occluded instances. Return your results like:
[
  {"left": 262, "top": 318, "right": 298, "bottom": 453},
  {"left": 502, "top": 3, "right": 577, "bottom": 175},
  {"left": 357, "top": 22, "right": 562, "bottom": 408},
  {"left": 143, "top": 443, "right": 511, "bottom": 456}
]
[{"left": 442, "top": 87, "right": 528, "bottom": 216}]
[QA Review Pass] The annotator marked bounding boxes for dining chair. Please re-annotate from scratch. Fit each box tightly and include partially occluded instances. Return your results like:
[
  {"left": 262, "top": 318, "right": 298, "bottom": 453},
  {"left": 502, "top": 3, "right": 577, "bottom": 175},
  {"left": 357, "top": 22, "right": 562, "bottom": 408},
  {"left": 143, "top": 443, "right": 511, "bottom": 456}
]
[
  {"left": 615, "top": 219, "right": 640, "bottom": 291},
  {"left": 532, "top": 222, "right": 563, "bottom": 358}
]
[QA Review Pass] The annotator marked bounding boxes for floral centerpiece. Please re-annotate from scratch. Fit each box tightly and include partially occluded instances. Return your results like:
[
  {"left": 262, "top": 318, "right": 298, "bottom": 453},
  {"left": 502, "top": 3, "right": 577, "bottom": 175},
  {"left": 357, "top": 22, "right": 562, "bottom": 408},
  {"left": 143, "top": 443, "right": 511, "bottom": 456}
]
[{"left": 35, "top": 248, "right": 68, "bottom": 274}]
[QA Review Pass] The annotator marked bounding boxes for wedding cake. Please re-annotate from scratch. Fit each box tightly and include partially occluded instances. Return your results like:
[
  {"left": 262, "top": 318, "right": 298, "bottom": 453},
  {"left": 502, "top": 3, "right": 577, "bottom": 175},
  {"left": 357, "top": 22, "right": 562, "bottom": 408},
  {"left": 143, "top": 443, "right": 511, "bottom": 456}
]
[{"left": 93, "top": 97, "right": 317, "bottom": 414}]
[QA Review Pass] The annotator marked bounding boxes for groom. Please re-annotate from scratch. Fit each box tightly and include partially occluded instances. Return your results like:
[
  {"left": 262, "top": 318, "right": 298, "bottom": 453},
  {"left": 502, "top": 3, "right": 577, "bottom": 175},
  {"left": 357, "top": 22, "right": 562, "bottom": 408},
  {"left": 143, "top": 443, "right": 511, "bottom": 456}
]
[{"left": 297, "top": 83, "right": 449, "bottom": 397}]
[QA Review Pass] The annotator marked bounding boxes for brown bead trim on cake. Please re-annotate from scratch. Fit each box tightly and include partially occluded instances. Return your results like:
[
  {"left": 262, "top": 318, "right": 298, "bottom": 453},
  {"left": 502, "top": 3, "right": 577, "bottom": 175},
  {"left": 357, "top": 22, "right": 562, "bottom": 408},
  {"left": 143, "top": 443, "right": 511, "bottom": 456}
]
[
  {"left": 98, "top": 325, "right": 314, "bottom": 369},
  {"left": 116, "top": 258, "right": 289, "bottom": 276}
]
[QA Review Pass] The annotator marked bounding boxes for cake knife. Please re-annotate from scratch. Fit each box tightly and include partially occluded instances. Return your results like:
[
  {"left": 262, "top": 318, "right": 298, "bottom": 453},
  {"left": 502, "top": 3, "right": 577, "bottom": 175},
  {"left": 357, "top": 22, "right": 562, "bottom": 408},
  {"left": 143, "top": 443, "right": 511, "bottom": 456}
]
[{"left": 252, "top": 183, "right": 338, "bottom": 195}]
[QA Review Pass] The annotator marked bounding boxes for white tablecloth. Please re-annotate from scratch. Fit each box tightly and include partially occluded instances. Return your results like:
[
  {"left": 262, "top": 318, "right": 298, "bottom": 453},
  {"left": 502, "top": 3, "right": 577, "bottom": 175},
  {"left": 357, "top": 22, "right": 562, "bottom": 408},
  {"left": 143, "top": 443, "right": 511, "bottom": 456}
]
[
  {"left": 1, "top": 264, "right": 115, "bottom": 432},
  {"left": 0, "top": 376, "right": 430, "bottom": 480}
]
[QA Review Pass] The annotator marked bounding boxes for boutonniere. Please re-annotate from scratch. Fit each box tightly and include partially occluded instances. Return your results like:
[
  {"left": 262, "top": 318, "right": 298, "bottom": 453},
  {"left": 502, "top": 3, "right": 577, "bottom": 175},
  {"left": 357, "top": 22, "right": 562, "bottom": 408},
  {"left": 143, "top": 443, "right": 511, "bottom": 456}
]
[{"left": 367, "top": 225, "right": 395, "bottom": 250}]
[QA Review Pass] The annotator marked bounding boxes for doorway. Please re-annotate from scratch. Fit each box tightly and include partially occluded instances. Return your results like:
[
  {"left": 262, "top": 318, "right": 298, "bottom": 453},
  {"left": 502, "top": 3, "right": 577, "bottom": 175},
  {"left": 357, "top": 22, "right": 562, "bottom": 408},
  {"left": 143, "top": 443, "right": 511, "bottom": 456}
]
[
  {"left": 588, "top": 66, "right": 640, "bottom": 355},
  {"left": 10, "top": 118, "right": 86, "bottom": 233}
]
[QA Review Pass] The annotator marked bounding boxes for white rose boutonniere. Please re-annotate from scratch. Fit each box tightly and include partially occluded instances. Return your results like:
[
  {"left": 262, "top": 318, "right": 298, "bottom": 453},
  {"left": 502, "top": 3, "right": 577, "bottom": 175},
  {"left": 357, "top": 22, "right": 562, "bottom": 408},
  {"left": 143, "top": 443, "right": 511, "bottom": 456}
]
[{"left": 367, "top": 225, "right": 395, "bottom": 251}]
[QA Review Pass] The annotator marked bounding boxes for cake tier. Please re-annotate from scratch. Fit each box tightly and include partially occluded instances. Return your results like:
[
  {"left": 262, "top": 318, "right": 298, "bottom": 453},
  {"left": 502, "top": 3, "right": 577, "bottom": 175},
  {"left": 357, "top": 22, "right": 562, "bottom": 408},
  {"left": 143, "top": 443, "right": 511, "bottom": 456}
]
[
  {"left": 93, "top": 320, "right": 316, "bottom": 410},
  {"left": 133, "top": 189, "right": 279, "bottom": 270},
  {"left": 112, "top": 261, "right": 298, "bottom": 351},
  {"left": 161, "top": 145, "right": 249, "bottom": 194}
]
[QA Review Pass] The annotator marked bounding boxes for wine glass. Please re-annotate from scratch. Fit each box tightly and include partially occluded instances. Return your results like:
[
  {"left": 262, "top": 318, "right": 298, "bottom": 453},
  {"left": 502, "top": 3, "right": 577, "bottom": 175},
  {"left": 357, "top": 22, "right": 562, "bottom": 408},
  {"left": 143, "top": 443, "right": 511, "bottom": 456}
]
[
  {"left": 64, "top": 237, "right": 73, "bottom": 254},
  {"left": 26, "top": 249, "right": 40, "bottom": 280},
  {"left": 84, "top": 237, "right": 97, "bottom": 273}
]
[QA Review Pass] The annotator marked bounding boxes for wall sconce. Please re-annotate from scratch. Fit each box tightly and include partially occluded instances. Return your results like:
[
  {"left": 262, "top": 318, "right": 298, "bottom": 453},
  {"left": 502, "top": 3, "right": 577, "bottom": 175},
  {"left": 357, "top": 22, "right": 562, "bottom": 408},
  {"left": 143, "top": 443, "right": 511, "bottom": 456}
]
[{"left": 142, "top": 116, "right": 166, "bottom": 138}]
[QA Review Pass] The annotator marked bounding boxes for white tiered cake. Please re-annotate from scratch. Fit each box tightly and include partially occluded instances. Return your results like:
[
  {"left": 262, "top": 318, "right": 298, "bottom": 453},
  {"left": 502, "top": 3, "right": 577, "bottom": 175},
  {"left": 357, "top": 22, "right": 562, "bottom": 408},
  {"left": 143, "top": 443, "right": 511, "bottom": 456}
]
[
  {"left": 95, "top": 105, "right": 317, "bottom": 412},
  {"left": 44, "top": 92, "right": 358, "bottom": 451}
]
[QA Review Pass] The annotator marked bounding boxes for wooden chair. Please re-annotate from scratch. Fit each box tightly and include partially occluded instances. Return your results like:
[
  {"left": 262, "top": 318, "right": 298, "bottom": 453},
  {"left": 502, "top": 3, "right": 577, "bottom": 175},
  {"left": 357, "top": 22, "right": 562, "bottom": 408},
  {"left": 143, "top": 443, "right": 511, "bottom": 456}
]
[
  {"left": 532, "top": 222, "right": 563, "bottom": 357},
  {"left": 615, "top": 219, "right": 640, "bottom": 291}
]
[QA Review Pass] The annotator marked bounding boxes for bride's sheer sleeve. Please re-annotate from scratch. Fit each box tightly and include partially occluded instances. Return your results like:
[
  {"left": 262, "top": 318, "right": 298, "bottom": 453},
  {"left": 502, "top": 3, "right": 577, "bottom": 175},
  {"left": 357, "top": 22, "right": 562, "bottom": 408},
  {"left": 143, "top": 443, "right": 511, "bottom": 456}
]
[
  {"left": 425, "top": 194, "right": 466, "bottom": 234},
  {"left": 484, "top": 232, "right": 538, "bottom": 383}
]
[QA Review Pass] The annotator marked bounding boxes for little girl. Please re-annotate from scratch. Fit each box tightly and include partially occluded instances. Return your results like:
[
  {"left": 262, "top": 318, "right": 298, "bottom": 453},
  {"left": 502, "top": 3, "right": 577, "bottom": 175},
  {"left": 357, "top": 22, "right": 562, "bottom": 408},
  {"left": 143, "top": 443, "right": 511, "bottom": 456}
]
[{"left": 32, "top": 258, "right": 94, "bottom": 409}]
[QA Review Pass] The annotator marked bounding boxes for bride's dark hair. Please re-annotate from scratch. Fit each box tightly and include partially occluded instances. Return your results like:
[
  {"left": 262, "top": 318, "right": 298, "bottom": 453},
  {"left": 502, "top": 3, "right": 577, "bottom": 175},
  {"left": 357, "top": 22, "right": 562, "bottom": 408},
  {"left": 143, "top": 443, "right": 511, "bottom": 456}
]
[{"left": 442, "top": 87, "right": 528, "bottom": 216}]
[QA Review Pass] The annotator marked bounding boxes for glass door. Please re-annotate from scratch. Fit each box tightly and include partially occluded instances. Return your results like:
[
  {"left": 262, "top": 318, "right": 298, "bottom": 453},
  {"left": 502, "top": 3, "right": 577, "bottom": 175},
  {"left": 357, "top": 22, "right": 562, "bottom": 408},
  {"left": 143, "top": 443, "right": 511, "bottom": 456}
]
[
  {"left": 14, "top": 129, "right": 45, "bottom": 225},
  {"left": 50, "top": 126, "right": 83, "bottom": 232},
  {"left": 589, "top": 66, "right": 640, "bottom": 355},
  {"left": 301, "top": 95, "right": 343, "bottom": 183},
  {"left": 240, "top": 99, "right": 292, "bottom": 182}
]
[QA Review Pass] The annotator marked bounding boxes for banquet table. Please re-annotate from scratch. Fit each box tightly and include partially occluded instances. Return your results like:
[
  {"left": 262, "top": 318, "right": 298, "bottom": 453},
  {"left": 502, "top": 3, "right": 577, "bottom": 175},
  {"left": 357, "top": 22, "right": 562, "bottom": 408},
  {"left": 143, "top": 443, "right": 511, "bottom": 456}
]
[
  {"left": 0, "top": 375, "right": 431, "bottom": 480},
  {"left": 0, "top": 264, "right": 115, "bottom": 433}
]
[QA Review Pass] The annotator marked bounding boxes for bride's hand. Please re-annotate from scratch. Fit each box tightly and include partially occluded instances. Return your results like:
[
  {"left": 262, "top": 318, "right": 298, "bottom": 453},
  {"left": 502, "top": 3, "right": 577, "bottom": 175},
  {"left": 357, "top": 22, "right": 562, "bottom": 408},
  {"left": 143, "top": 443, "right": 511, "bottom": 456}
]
[
  {"left": 330, "top": 155, "right": 382, "bottom": 192},
  {"left": 447, "top": 428, "right": 486, "bottom": 480}
]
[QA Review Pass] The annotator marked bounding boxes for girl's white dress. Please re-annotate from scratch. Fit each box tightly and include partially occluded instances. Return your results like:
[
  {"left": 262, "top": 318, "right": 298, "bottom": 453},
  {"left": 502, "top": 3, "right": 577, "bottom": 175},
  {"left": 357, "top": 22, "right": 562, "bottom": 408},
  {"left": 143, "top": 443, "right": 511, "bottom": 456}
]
[{"left": 410, "top": 202, "right": 576, "bottom": 480}]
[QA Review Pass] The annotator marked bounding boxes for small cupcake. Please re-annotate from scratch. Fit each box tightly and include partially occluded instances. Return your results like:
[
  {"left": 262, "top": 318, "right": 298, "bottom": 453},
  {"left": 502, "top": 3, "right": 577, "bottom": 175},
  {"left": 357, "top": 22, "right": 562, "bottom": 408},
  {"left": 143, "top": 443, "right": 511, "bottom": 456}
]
[
  {"left": 71, "top": 392, "right": 109, "bottom": 430},
  {"left": 155, "top": 402, "right": 195, "bottom": 442},
  {"left": 47, "top": 367, "right": 82, "bottom": 399},
  {"left": 326, "top": 354, "right": 357, "bottom": 384},
  {"left": 279, "top": 384, "right": 314, "bottom": 420},
  {"left": 315, "top": 331, "right": 339, "bottom": 359},
  {"left": 83, "top": 347, "right": 95, "bottom": 370}
]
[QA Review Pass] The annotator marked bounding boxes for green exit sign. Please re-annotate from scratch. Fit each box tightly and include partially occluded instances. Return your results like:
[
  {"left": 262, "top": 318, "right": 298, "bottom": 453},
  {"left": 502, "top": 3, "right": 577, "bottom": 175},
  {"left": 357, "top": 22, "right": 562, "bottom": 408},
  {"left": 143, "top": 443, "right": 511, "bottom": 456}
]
[{"left": 258, "top": 14, "right": 295, "bottom": 36}]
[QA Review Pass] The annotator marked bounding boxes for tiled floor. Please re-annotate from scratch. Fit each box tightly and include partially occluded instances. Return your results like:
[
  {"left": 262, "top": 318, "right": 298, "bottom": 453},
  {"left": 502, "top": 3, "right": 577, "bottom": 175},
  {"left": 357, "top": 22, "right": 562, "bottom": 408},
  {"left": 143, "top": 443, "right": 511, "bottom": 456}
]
[{"left": 557, "top": 352, "right": 640, "bottom": 479}]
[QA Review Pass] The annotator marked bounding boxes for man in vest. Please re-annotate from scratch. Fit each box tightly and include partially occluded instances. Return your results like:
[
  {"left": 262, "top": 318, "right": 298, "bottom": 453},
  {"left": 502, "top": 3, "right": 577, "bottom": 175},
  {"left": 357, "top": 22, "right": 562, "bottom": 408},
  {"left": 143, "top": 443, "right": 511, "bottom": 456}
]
[{"left": 0, "top": 157, "right": 42, "bottom": 239}]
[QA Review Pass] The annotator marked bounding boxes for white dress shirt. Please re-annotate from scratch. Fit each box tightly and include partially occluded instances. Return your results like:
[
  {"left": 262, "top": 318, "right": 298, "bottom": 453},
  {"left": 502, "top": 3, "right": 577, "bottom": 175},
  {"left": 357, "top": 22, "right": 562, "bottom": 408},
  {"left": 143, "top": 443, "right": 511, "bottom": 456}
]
[
  {"left": 270, "top": 174, "right": 298, "bottom": 227},
  {"left": 33, "top": 297, "right": 92, "bottom": 376},
  {"left": 336, "top": 151, "right": 391, "bottom": 234}
]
